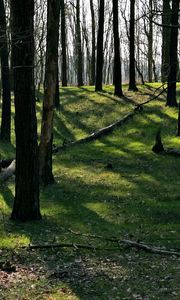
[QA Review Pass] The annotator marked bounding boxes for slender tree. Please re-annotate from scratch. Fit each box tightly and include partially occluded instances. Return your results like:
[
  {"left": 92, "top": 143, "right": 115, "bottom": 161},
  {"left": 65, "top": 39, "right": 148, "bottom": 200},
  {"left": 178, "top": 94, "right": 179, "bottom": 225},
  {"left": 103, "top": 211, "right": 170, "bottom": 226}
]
[
  {"left": 161, "top": 0, "right": 171, "bottom": 82},
  {"left": 128, "top": 0, "right": 138, "bottom": 91},
  {"left": 76, "top": 0, "right": 83, "bottom": 86},
  {"left": 95, "top": 0, "right": 105, "bottom": 92},
  {"left": 148, "top": 0, "right": 153, "bottom": 83},
  {"left": 0, "top": 0, "right": 11, "bottom": 142},
  {"left": 61, "top": 0, "right": 67, "bottom": 87},
  {"left": 112, "top": 0, "right": 123, "bottom": 97},
  {"left": 89, "top": 0, "right": 96, "bottom": 85},
  {"left": 39, "top": 0, "right": 60, "bottom": 185},
  {"left": 10, "top": 0, "right": 41, "bottom": 221},
  {"left": 166, "top": 0, "right": 179, "bottom": 107}
]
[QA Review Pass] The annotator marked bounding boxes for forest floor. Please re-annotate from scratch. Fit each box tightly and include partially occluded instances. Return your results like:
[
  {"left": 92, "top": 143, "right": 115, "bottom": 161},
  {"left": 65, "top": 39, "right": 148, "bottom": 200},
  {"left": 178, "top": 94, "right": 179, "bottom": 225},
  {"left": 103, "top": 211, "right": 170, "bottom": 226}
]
[{"left": 0, "top": 83, "right": 180, "bottom": 300}]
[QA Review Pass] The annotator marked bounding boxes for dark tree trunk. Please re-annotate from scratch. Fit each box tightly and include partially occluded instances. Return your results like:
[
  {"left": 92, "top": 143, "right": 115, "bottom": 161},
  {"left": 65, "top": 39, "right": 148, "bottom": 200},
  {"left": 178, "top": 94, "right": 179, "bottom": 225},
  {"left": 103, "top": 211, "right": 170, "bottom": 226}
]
[
  {"left": 39, "top": 0, "right": 60, "bottom": 186},
  {"left": 166, "top": 0, "right": 179, "bottom": 107},
  {"left": 76, "top": 0, "right": 83, "bottom": 86},
  {"left": 61, "top": 0, "right": 67, "bottom": 87},
  {"left": 0, "top": 0, "right": 11, "bottom": 142},
  {"left": 112, "top": 0, "right": 123, "bottom": 97},
  {"left": 161, "top": 0, "right": 171, "bottom": 82},
  {"left": 54, "top": 64, "right": 60, "bottom": 108},
  {"left": 95, "top": 0, "right": 104, "bottom": 92},
  {"left": 128, "top": 0, "right": 138, "bottom": 91},
  {"left": 10, "top": 0, "right": 41, "bottom": 221},
  {"left": 148, "top": 0, "right": 153, "bottom": 83},
  {"left": 89, "top": 0, "right": 95, "bottom": 85}
]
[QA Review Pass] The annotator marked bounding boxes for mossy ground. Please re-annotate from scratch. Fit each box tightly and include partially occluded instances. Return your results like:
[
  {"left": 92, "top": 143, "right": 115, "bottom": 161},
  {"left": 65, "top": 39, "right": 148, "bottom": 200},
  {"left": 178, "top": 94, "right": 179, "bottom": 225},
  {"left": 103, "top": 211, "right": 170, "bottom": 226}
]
[{"left": 0, "top": 84, "right": 180, "bottom": 299}]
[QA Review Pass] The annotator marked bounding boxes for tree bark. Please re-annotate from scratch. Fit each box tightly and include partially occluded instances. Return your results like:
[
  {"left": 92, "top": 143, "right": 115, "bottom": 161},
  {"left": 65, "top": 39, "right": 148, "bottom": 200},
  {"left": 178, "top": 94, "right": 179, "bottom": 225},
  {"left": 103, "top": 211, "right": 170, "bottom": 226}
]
[
  {"left": 128, "top": 0, "right": 138, "bottom": 91},
  {"left": 0, "top": 0, "right": 11, "bottom": 142},
  {"left": 166, "top": 0, "right": 179, "bottom": 107},
  {"left": 39, "top": 0, "right": 60, "bottom": 186},
  {"left": 112, "top": 0, "right": 123, "bottom": 97},
  {"left": 95, "top": 0, "right": 104, "bottom": 92},
  {"left": 10, "top": 0, "right": 41, "bottom": 221},
  {"left": 161, "top": 0, "right": 171, "bottom": 82},
  {"left": 76, "top": 0, "right": 83, "bottom": 86},
  {"left": 148, "top": 0, "right": 153, "bottom": 83},
  {"left": 89, "top": 0, "right": 96, "bottom": 85},
  {"left": 61, "top": 0, "right": 67, "bottom": 87}
]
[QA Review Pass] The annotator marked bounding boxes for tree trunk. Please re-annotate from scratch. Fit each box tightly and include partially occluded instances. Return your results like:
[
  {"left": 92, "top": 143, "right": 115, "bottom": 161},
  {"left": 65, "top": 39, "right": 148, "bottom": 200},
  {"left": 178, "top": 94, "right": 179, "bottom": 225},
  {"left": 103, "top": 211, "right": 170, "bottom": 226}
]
[
  {"left": 39, "top": 0, "right": 60, "bottom": 185},
  {"left": 10, "top": 0, "right": 41, "bottom": 221},
  {"left": 161, "top": 0, "right": 171, "bottom": 82},
  {"left": 89, "top": 0, "right": 95, "bottom": 85},
  {"left": 112, "top": 0, "right": 123, "bottom": 97},
  {"left": 61, "top": 0, "right": 67, "bottom": 87},
  {"left": 54, "top": 64, "right": 60, "bottom": 108},
  {"left": 148, "top": 0, "right": 153, "bottom": 83},
  {"left": 166, "top": 0, "right": 179, "bottom": 107},
  {"left": 0, "top": 0, "right": 11, "bottom": 142},
  {"left": 128, "top": 0, "right": 138, "bottom": 91},
  {"left": 76, "top": 0, "right": 83, "bottom": 86},
  {"left": 95, "top": 0, "right": 104, "bottom": 92}
]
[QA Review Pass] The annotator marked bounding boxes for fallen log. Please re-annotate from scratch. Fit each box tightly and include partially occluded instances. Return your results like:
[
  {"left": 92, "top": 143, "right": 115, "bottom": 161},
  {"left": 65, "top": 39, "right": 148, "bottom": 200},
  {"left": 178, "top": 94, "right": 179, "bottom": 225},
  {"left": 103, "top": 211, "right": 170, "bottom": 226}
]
[
  {"left": 20, "top": 239, "right": 180, "bottom": 256},
  {"left": 0, "top": 159, "right": 16, "bottom": 182},
  {"left": 120, "top": 239, "right": 180, "bottom": 256},
  {"left": 53, "top": 111, "right": 136, "bottom": 153}
]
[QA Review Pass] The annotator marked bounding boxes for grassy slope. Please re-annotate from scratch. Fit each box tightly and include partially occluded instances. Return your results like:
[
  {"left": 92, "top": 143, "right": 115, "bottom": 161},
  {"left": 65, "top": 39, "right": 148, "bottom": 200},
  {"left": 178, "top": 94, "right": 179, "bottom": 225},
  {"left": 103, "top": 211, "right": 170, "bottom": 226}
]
[{"left": 0, "top": 84, "right": 180, "bottom": 300}]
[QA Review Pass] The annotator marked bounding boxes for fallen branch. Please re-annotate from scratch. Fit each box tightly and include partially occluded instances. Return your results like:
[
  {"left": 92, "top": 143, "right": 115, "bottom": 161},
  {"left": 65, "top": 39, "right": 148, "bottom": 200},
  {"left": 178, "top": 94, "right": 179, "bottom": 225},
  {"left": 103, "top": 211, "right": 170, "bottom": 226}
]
[
  {"left": 120, "top": 239, "right": 180, "bottom": 256},
  {"left": 136, "top": 84, "right": 167, "bottom": 109},
  {"left": 22, "top": 243, "right": 117, "bottom": 251},
  {"left": 20, "top": 239, "right": 180, "bottom": 257},
  {"left": 53, "top": 111, "right": 136, "bottom": 153},
  {"left": 0, "top": 160, "right": 16, "bottom": 182}
]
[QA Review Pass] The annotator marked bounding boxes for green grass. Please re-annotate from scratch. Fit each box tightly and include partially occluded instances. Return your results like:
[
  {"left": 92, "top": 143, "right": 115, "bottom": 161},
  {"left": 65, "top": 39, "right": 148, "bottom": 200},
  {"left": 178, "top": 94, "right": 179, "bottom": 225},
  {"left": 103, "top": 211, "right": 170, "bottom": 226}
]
[{"left": 0, "top": 84, "right": 180, "bottom": 299}]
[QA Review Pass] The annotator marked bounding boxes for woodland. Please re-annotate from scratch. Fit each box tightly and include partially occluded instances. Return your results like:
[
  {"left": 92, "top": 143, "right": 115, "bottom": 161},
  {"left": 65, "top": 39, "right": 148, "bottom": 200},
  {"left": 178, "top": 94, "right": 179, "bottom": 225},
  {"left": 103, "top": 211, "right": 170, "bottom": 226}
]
[{"left": 0, "top": 0, "right": 180, "bottom": 299}]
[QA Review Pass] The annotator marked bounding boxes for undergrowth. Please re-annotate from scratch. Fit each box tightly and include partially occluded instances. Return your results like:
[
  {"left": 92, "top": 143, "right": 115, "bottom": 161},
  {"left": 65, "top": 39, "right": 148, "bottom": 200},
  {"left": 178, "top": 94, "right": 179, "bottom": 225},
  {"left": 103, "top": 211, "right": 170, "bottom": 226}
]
[{"left": 0, "top": 84, "right": 180, "bottom": 300}]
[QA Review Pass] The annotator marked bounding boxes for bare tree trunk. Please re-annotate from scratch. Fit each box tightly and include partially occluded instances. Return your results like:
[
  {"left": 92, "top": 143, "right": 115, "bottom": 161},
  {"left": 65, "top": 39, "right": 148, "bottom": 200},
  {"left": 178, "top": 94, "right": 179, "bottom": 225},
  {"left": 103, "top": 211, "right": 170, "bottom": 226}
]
[
  {"left": 148, "top": 0, "right": 153, "bottom": 82},
  {"left": 128, "top": 0, "right": 138, "bottom": 91},
  {"left": 161, "top": 0, "right": 171, "bottom": 82},
  {"left": 89, "top": 0, "right": 95, "bottom": 85},
  {"left": 0, "top": 0, "right": 11, "bottom": 142},
  {"left": 76, "top": 0, "right": 83, "bottom": 86},
  {"left": 39, "top": 0, "right": 60, "bottom": 185},
  {"left": 166, "top": 0, "right": 179, "bottom": 107},
  {"left": 95, "top": 0, "right": 104, "bottom": 92},
  {"left": 10, "top": 0, "right": 41, "bottom": 221},
  {"left": 113, "top": 0, "right": 123, "bottom": 97},
  {"left": 61, "top": 0, "right": 67, "bottom": 86}
]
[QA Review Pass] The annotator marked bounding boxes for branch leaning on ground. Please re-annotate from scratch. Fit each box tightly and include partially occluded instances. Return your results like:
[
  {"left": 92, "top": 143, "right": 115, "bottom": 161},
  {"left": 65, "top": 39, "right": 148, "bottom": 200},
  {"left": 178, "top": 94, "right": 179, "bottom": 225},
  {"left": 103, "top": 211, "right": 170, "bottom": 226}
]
[
  {"left": 53, "top": 111, "right": 136, "bottom": 153},
  {"left": 53, "top": 86, "right": 167, "bottom": 153}
]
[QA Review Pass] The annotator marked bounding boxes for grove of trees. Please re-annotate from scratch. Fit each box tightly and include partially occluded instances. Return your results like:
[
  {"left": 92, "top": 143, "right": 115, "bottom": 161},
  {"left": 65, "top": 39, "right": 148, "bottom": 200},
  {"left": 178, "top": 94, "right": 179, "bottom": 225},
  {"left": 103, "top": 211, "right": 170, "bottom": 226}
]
[{"left": 0, "top": 0, "right": 179, "bottom": 220}]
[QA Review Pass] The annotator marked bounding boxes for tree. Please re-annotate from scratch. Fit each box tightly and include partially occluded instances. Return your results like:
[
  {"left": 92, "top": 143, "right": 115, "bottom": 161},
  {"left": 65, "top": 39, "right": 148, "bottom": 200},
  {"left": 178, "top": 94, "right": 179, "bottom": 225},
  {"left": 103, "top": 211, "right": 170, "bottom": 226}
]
[
  {"left": 95, "top": 0, "right": 105, "bottom": 92},
  {"left": 0, "top": 0, "right": 11, "bottom": 142},
  {"left": 61, "top": 0, "right": 67, "bottom": 87},
  {"left": 39, "top": 0, "right": 60, "bottom": 185},
  {"left": 10, "top": 0, "right": 41, "bottom": 221},
  {"left": 161, "top": 0, "right": 171, "bottom": 82},
  {"left": 112, "top": 0, "right": 123, "bottom": 97},
  {"left": 128, "top": 0, "right": 138, "bottom": 91},
  {"left": 76, "top": 0, "right": 83, "bottom": 86},
  {"left": 147, "top": 0, "right": 153, "bottom": 83},
  {"left": 166, "top": 0, "right": 179, "bottom": 107},
  {"left": 89, "top": 0, "right": 96, "bottom": 85}
]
